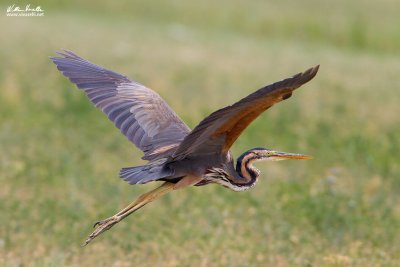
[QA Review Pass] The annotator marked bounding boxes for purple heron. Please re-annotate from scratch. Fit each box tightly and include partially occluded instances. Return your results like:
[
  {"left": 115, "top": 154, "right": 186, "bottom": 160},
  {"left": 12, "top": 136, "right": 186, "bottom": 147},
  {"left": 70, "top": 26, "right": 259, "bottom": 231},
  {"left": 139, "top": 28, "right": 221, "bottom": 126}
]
[{"left": 51, "top": 50, "right": 319, "bottom": 245}]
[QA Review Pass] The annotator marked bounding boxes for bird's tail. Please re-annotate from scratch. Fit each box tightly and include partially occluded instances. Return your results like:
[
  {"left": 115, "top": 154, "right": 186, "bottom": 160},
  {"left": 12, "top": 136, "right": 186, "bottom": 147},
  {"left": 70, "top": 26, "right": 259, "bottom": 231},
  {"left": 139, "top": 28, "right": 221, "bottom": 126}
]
[{"left": 119, "top": 160, "right": 173, "bottom": 185}]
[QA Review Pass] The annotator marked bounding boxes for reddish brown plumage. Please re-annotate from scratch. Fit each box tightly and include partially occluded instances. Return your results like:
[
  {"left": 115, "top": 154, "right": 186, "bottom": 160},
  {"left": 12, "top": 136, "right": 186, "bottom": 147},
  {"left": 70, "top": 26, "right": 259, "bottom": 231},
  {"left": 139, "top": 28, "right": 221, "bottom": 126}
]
[{"left": 172, "top": 65, "right": 319, "bottom": 157}]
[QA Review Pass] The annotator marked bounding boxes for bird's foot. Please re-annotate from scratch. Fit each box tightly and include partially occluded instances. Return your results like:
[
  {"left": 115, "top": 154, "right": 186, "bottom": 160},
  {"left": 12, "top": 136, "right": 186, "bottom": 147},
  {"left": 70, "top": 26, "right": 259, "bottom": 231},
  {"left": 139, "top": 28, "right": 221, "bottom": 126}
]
[
  {"left": 82, "top": 215, "right": 120, "bottom": 246},
  {"left": 82, "top": 182, "right": 176, "bottom": 246}
]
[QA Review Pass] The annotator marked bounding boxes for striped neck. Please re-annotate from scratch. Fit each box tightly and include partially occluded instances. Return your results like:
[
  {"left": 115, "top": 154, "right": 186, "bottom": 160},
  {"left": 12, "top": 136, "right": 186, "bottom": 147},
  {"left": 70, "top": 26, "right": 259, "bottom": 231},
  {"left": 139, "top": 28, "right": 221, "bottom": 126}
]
[
  {"left": 234, "top": 150, "right": 261, "bottom": 186},
  {"left": 204, "top": 150, "right": 261, "bottom": 192},
  {"left": 204, "top": 148, "right": 272, "bottom": 192}
]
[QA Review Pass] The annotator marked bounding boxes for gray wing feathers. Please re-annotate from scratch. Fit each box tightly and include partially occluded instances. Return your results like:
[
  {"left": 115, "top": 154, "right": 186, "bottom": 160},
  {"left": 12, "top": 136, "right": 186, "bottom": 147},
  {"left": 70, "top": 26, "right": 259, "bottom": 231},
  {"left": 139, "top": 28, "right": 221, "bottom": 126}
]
[{"left": 51, "top": 50, "right": 190, "bottom": 161}]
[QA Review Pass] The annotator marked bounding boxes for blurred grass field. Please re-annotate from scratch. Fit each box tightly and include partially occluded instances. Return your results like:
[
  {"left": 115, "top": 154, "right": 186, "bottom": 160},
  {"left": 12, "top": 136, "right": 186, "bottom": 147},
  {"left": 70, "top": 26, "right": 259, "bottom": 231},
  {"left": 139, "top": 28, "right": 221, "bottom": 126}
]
[{"left": 1, "top": 0, "right": 400, "bottom": 266}]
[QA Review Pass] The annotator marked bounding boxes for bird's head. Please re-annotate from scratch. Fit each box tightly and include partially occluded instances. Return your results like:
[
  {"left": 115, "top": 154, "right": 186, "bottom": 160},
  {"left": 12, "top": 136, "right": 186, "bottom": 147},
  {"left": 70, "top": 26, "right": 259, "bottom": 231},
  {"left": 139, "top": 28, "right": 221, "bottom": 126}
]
[
  {"left": 231, "top": 147, "right": 311, "bottom": 190},
  {"left": 236, "top": 147, "right": 311, "bottom": 178}
]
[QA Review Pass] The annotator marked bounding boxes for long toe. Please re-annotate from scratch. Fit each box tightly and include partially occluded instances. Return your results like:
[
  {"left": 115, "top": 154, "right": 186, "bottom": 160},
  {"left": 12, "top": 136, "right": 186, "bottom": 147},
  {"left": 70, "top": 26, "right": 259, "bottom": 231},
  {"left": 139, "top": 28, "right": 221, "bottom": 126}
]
[{"left": 83, "top": 216, "right": 119, "bottom": 246}]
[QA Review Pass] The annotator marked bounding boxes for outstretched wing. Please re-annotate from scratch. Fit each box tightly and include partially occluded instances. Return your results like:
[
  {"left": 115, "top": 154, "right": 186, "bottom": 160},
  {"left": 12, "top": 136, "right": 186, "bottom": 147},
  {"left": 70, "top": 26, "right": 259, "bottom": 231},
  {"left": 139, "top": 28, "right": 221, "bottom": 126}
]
[
  {"left": 51, "top": 50, "right": 190, "bottom": 161},
  {"left": 171, "top": 65, "right": 319, "bottom": 160}
]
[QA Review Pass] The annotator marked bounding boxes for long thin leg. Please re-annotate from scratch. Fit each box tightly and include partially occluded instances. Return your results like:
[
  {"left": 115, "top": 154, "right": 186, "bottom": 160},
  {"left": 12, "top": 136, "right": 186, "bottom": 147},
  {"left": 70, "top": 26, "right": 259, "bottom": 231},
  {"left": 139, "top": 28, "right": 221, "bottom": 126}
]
[{"left": 83, "top": 182, "right": 175, "bottom": 246}]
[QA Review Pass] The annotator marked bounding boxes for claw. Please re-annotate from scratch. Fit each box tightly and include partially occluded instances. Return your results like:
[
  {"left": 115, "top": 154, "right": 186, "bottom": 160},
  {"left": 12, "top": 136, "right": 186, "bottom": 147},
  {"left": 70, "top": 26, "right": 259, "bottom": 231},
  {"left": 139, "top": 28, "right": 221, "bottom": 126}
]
[{"left": 83, "top": 216, "right": 119, "bottom": 246}]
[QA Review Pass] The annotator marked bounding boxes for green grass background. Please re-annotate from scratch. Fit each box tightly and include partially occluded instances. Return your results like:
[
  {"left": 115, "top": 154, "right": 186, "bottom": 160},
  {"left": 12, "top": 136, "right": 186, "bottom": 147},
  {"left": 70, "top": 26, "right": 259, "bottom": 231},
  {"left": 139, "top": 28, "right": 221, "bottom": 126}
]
[{"left": 1, "top": 0, "right": 400, "bottom": 266}]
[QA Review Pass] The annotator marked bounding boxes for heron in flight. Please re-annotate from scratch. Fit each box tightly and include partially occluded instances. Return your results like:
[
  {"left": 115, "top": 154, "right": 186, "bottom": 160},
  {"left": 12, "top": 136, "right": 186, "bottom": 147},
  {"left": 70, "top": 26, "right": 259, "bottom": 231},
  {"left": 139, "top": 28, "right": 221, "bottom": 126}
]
[{"left": 51, "top": 51, "right": 319, "bottom": 245}]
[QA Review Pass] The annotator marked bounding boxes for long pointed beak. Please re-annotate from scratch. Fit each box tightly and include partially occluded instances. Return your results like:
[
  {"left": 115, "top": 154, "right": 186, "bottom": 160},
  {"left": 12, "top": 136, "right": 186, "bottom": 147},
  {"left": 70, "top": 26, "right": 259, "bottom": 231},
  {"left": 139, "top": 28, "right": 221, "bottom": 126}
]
[{"left": 273, "top": 151, "right": 312, "bottom": 160}]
